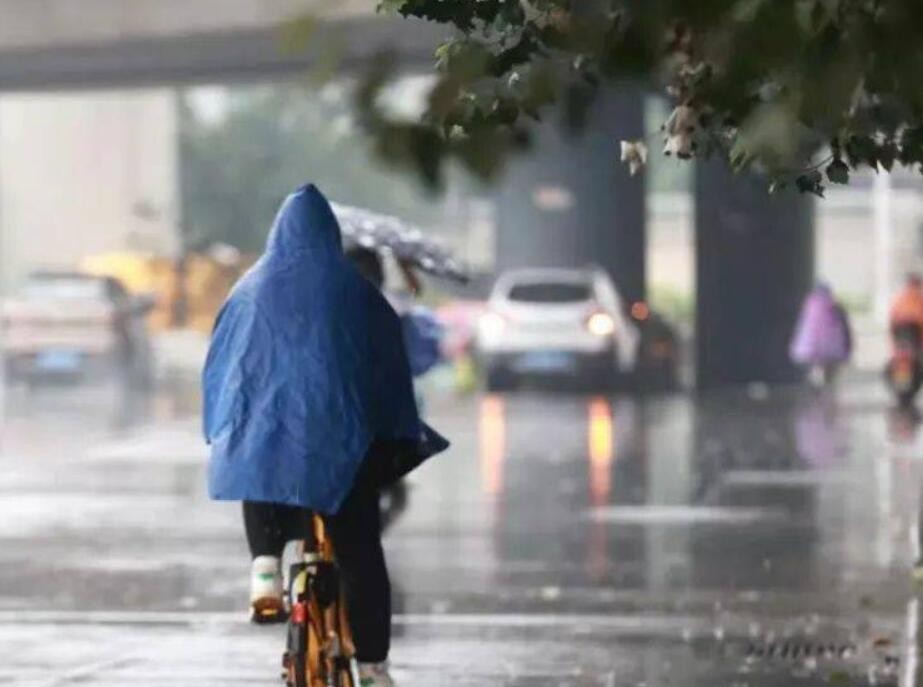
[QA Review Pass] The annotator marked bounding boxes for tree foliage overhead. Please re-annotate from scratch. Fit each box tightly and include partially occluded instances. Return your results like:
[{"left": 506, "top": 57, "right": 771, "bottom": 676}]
[{"left": 364, "top": 0, "right": 923, "bottom": 195}]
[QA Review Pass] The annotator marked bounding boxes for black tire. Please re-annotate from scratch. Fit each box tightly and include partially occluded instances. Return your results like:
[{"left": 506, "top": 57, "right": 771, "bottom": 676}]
[
  {"left": 334, "top": 660, "right": 355, "bottom": 687},
  {"left": 290, "top": 655, "right": 307, "bottom": 687},
  {"left": 282, "top": 648, "right": 307, "bottom": 687},
  {"left": 284, "top": 618, "right": 309, "bottom": 687}
]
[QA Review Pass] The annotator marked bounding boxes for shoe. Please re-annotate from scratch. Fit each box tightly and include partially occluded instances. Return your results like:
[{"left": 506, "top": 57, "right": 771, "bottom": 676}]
[
  {"left": 250, "top": 555, "right": 286, "bottom": 624},
  {"left": 358, "top": 662, "right": 394, "bottom": 686}
]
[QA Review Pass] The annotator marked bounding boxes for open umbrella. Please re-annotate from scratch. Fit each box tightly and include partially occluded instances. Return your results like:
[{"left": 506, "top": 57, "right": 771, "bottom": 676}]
[{"left": 330, "top": 202, "right": 468, "bottom": 283}]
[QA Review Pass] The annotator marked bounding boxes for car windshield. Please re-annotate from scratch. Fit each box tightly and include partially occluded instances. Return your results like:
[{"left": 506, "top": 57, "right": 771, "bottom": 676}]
[
  {"left": 21, "top": 277, "right": 107, "bottom": 301},
  {"left": 507, "top": 281, "right": 592, "bottom": 304}
]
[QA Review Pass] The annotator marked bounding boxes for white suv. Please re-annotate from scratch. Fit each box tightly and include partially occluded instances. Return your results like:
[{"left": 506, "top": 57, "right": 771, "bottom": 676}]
[{"left": 476, "top": 268, "right": 640, "bottom": 390}]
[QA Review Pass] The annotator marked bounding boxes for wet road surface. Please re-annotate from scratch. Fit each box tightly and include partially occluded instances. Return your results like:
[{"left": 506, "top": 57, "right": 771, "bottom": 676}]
[{"left": 0, "top": 378, "right": 921, "bottom": 685}]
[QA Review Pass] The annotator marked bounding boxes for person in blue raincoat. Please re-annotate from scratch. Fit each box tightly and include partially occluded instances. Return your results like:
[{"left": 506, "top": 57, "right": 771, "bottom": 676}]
[{"left": 203, "top": 185, "right": 447, "bottom": 686}]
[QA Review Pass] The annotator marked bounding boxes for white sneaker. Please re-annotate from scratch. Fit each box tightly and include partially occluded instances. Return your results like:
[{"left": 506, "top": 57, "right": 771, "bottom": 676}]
[
  {"left": 249, "top": 555, "right": 285, "bottom": 624},
  {"left": 358, "top": 662, "right": 395, "bottom": 686}
]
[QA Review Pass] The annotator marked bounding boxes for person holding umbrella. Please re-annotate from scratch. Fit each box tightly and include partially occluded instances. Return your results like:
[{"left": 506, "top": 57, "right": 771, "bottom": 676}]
[{"left": 345, "top": 244, "right": 445, "bottom": 531}]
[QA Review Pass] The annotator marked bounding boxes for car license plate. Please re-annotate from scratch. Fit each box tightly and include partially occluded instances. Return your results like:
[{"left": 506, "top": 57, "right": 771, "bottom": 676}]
[
  {"left": 517, "top": 351, "right": 575, "bottom": 372},
  {"left": 35, "top": 350, "right": 82, "bottom": 372}
]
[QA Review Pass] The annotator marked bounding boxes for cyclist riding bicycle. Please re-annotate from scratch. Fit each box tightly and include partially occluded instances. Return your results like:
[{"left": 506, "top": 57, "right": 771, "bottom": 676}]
[{"left": 203, "top": 185, "right": 448, "bottom": 687}]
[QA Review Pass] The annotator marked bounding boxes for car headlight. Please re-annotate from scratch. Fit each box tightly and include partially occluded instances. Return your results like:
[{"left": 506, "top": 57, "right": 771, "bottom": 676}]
[{"left": 586, "top": 312, "right": 616, "bottom": 337}]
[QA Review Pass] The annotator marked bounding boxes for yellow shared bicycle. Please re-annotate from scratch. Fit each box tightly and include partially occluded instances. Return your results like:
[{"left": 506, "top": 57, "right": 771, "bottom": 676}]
[{"left": 281, "top": 515, "right": 356, "bottom": 687}]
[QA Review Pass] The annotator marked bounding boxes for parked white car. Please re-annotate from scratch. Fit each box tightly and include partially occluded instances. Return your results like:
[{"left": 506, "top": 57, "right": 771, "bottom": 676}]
[
  {"left": 476, "top": 268, "right": 640, "bottom": 390},
  {"left": 1, "top": 272, "right": 154, "bottom": 386}
]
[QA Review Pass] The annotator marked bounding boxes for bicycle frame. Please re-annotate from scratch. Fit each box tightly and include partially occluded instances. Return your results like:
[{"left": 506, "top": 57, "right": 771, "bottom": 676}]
[{"left": 282, "top": 515, "right": 356, "bottom": 687}]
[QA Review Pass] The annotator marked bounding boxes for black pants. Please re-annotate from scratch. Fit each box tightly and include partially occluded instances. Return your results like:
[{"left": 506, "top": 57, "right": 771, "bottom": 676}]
[{"left": 242, "top": 473, "right": 390, "bottom": 663}]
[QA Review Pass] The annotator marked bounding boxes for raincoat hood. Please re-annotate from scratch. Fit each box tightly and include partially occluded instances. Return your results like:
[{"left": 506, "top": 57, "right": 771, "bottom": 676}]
[
  {"left": 203, "top": 185, "right": 447, "bottom": 513},
  {"left": 265, "top": 185, "right": 343, "bottom": 260}
]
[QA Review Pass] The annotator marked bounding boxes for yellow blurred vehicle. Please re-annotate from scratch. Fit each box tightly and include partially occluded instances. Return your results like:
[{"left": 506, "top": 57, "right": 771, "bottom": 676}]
[{"left": 80, "top": 250, "right": 254, "bottom": 333}]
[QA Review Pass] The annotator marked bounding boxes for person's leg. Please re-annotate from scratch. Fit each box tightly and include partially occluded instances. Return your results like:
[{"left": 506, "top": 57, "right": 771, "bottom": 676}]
[
  {"left": 276, "top": 504, "right": 315, "bottom": 549},
  {"left": 242, "top": 501, "right": 291, "bottom": 558},
  {"left": 324, "top": 475, "right": 390, "bottom": 665},
  {"left": 379, "top": 480, "right": 408, "bottom": 534},
  {"left": 242, "top": 501, "right": 291, "bottom": 622}
]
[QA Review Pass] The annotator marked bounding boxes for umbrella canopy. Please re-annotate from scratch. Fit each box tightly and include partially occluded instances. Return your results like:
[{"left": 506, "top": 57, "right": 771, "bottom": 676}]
[{"left": 330, "top": 202, "right": 468, "bottom": 283}]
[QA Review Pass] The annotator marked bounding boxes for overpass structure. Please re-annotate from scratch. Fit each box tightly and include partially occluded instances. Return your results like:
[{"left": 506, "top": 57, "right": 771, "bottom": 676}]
[
  {"left": 0, "top": 0, "right": 815, "bottom": 387},
  {"left": 0, "top": 0, "right": 441, "bottom": 89}
]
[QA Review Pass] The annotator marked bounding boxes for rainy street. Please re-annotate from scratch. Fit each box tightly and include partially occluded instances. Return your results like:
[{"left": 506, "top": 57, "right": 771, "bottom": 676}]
[
  {"left": 6, "top": 1, "right": 923, "bottom": 685},
  {"left": 1, "top": 377, "right": 920, "bottom": 686}
]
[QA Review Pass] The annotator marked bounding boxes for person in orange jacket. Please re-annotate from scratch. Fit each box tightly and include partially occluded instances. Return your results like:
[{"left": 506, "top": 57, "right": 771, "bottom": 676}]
[{"left": 890, "top": 274, "right": 923, "bottom": 341}]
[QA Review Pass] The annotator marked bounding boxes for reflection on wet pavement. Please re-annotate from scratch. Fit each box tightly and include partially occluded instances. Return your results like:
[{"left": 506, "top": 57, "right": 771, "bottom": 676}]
[{"left": 0, "top": 380, "right": 920, "bottom": 684}]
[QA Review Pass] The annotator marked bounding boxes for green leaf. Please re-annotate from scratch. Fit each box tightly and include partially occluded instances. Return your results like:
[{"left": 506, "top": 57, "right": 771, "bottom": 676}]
[
  {"left": 435, "top": 39, "right": 492, "bottom": 83},
  {"left": 377, "top": 0, "right": 407, "bottom": 14},
  {"left": 733, "top": 0, "right": 771, "bottom": 23},
  {"left": 826, "top": 158, "right": 849, "bottom": 184},
  {"left": 844, "top": 135, "right": 878, "bottom": 169},
  {"left": 796, "top": 170, "right": 825, "bottom": 196},
  {"left": 426, "top": 78, "right": 463, "bottom": 120},
  {"left": 518, "top": 61, "right": 560, "bottom": 119},
  {"left": 769, "top": 179, "right": 788, "bottom": 193},
  {"left": 365, "top": 0, "right": 923, "bottom": 193},
  {"left": 795, "top": 1, "right": 818, "bottom": 34},
  {"left": 878, "top": 144, "right": 896, "bottom": 172},
  {"left": 490, "top": 98, "right": 520, "bottom": 126},
  {"left": 899, "top": 127, "right": 923, "bottom": 165}
]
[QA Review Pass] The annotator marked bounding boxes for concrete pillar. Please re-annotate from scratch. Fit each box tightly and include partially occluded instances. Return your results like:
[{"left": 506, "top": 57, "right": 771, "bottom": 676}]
[
  {"left": 695, "top": 161, "right": 814, "bottom": 388},
  {"left": 494, "top": 87, "right": 646, "bottom": 304}
]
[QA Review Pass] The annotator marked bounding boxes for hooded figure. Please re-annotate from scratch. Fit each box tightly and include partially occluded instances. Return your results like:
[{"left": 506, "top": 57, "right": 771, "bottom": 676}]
[
  {"left": 203, "top": 185, "right": 446, "bottom": 513},
  {"left": 789, "top": 283, "right": 851, "bottom": 367}
]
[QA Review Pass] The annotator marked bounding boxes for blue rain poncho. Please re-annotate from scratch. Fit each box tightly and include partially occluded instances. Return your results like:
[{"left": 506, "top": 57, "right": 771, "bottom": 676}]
[
  {"left": 402, "top": 307, "right": 444, "bottom": 378},
  {"left": 203, "top": 185, "right": 446, "bottom": 513}
]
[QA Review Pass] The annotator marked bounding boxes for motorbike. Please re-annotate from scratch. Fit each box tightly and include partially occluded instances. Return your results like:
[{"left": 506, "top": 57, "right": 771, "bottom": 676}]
[{"left": 886, "top": 324, "right": 923, "bottom": 407}]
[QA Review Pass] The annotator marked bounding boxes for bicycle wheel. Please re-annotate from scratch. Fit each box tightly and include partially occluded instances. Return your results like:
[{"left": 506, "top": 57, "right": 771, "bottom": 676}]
[
  {"left": 282, "top": 517, "right": 356, "bottom": 687},
  {"left": 335, "top": 663, "right": 355, "bottom": 687},
  {"left": 283, "top": 651, "right": 307, "bottom": 687},
  {"left": 284, "top": 614, "right": 326, "bottom": 687},
  {"left": 326, "top": 580, "right": 356, "bottom": 686},
  {"left": 284, "top": 560, "right": 325, "bottom": 687}
]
